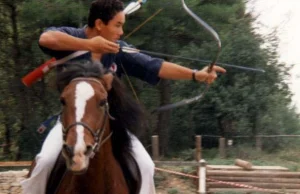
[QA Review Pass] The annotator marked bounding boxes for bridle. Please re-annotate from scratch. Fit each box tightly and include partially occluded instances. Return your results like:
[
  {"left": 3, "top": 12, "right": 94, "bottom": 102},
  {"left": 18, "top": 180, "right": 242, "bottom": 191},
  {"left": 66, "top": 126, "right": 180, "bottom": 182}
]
[{"left": 61, "top": 77, "right": 113, "bottom": 158}]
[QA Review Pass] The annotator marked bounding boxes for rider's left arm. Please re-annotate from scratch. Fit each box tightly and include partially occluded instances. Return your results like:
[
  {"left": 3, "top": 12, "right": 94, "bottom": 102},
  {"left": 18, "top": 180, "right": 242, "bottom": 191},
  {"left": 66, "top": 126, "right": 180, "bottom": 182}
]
[{"left": 158, "top": 61, "right": 226, "bottom": 83}]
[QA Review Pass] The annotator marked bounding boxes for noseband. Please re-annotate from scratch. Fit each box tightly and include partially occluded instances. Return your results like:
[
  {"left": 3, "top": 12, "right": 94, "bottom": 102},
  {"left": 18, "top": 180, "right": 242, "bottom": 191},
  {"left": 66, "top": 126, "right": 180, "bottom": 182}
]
[{"left": 62, "top": 77, "right": 114, "bottom": 158}]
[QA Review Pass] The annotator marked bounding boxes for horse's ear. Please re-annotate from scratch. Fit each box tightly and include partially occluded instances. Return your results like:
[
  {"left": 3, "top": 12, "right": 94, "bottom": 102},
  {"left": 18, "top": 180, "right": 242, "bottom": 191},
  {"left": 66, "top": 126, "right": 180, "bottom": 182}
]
[{"left": 102, "top": 73, "right": 114, "bottom": 91}]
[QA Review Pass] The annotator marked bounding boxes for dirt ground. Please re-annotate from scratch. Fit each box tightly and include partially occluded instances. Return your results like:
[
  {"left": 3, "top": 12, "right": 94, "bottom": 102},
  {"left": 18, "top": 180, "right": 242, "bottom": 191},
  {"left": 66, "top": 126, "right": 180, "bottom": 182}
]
[{"left": 155, "top": 169, "right": 197, "bottom": 194}]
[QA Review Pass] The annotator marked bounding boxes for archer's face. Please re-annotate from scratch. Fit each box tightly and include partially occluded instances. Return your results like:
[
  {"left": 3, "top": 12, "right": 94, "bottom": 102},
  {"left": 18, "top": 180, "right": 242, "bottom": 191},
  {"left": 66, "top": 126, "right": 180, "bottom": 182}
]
[{"left": 97, "top": 11, "right": 125, "bottom": 42}]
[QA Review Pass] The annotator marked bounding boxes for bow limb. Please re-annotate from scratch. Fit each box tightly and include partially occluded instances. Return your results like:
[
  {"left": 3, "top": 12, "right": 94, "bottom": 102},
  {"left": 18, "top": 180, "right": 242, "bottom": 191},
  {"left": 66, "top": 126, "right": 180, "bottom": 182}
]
[
  {"left": 154, "top": 0, "right": 222, "bottom": 112},
  {"left": 181, "top": 0, "right": 221, "bottom": 70}
]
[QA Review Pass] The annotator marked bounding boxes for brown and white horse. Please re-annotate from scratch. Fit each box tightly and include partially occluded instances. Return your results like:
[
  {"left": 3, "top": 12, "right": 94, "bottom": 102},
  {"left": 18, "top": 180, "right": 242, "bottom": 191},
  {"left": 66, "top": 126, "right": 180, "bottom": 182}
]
[{"left": 29, "top": 60, "right": 143, "bottom": 194}]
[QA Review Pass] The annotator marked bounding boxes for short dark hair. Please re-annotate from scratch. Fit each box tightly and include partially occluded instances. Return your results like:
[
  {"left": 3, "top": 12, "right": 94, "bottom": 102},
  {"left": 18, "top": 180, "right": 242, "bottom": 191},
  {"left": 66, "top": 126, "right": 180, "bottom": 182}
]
[{"left": 88, "top": 0, "right": 124, "bottom": 27}]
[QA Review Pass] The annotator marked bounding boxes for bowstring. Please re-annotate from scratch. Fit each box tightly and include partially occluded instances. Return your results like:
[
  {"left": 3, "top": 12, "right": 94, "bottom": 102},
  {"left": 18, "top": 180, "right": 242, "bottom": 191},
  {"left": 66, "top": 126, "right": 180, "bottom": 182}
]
[{"left": 120, "top": 8, "right": 164, "bottom": 103}]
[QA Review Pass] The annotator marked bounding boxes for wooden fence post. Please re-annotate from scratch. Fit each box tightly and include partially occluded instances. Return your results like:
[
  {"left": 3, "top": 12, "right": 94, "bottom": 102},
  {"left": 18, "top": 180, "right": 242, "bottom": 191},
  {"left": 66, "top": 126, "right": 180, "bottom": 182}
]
[
  {"left": 219, "top": 137, "right": 226, "bottom": 158},
  {"left": 195, "top": 135, "right": 202, "bottom": 161},
  {"left": 198, "top": 159, "right": 207, "bottom": 194},
  {"left": 152, "top": 135, "right": 159, "bottom": 160}
]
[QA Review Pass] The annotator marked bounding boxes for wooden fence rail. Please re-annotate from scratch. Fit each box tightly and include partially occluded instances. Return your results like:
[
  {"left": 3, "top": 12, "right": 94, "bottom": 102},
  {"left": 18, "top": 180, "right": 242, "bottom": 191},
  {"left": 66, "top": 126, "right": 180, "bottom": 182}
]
[{"left": 0, "top": 161, "right": 31, "bottom": 167}]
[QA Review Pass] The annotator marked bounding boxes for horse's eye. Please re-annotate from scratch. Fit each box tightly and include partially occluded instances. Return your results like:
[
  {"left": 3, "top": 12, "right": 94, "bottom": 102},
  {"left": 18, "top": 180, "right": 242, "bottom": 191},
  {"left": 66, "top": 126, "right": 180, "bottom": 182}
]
[
  {"left": 60, "top": 98, "right": 66, "bottom": 106},
  {"left": 99, "top": 100, "right": 106, "bottom": 107}
]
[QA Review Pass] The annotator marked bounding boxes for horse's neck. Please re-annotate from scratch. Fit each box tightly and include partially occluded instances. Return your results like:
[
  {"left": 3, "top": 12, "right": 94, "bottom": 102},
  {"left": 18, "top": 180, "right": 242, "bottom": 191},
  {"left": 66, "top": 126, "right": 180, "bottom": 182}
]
[
  {"left": 75, "top": 144, "right": 127, "bottom": 193},
  {"left": 89, "top": 126, "right": 119, "bottom": 174},
  {"left": 90, "top": 124, "right": 116, "bottom": 170},
  {"left": 56, "top": 124, "right": 129, "bottom": 194},
  {"left": 81, "top": 126, "right": 129, "bottom": 193}
]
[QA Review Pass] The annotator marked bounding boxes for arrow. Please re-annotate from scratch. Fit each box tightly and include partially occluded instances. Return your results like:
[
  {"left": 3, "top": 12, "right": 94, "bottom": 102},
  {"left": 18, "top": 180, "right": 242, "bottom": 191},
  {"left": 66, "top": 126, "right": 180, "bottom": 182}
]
[{"left": 121, "top": 46, "right": 265, "bottom": 73}]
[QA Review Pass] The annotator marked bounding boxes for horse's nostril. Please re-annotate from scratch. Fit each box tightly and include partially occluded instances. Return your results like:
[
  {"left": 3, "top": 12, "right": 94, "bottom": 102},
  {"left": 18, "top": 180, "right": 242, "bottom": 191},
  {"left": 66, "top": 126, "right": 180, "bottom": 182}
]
[
  {"left": 85, "top": 145, "right": 93, "bottom": 156},
  {"left": 63, "top": 144, "right": 74, "bottom": 157}
]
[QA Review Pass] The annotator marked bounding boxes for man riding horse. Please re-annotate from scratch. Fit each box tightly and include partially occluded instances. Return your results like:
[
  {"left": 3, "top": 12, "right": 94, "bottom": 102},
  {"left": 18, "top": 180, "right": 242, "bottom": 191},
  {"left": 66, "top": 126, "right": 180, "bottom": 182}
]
[{"left": 21, "top": 0, "right": 226, "bottom": 193}]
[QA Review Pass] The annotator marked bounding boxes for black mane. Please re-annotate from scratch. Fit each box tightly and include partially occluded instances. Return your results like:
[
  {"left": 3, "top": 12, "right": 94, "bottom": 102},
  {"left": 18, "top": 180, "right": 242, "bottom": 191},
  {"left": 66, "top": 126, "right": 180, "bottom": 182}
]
[
  {"left": 56, "top": 60, "right": 145, "bottom": 193},
  {"left": 56, "top": 60, "right": 104, "bottom": 92},
  {"left": 56, "top": 60, "right": 145, "bottom": 136}
]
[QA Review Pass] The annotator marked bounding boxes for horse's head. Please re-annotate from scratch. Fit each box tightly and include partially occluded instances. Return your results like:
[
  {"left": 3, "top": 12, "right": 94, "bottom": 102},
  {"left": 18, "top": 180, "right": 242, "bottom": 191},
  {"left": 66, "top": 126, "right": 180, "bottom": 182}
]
[{"left": 58, "top": 61, "right": 114, "bottom": 174}]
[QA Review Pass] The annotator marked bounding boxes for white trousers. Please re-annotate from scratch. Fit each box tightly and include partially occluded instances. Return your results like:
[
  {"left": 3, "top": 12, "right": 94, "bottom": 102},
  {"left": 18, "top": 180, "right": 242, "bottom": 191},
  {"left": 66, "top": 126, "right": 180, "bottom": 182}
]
[{"left": 20, "top": 121, "right": 156, "bottom": 194}]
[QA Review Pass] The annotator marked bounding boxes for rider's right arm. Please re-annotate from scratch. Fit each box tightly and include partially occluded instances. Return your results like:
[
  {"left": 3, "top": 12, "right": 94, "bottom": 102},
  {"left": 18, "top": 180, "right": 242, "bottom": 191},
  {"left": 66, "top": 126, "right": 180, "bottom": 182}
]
[
  {"left": 38, "top": 27, "right": 89, "bottom": 59},
  {"left": 39, "top": 31, "right": 91, "bottom": 52},
  {"left": 39, "top": 26, "right": 119, "bottom": 59}
]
